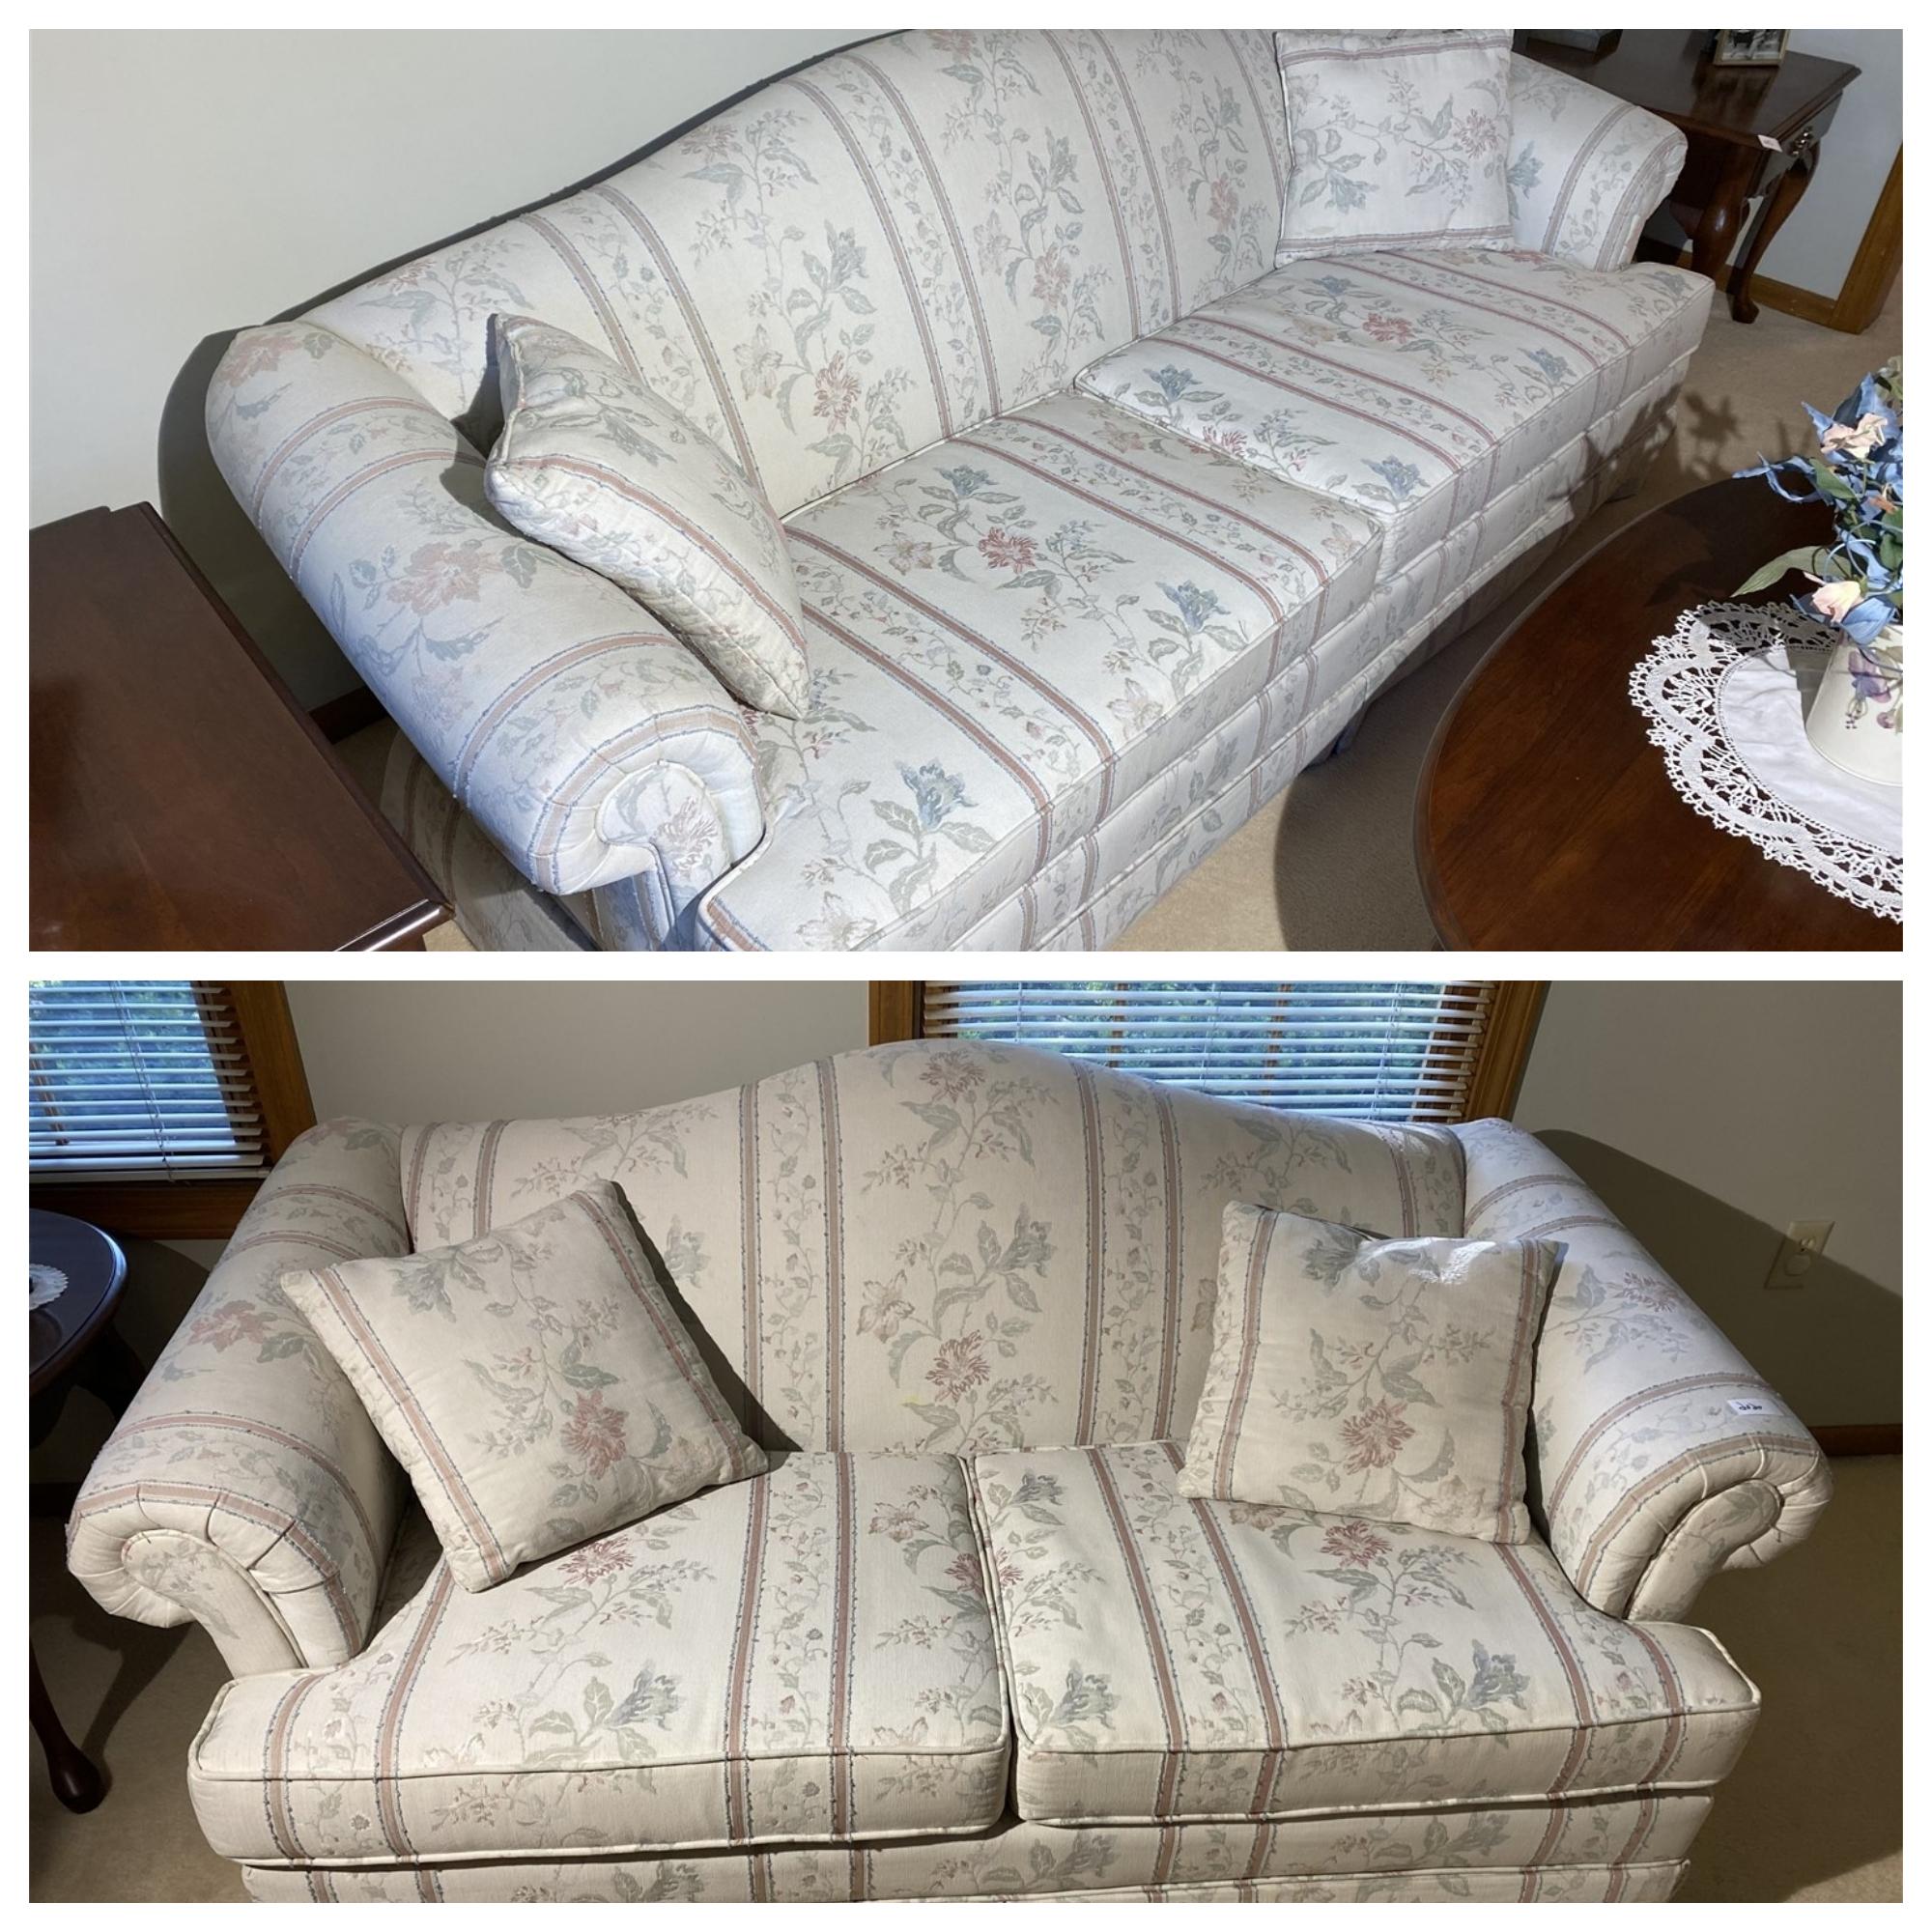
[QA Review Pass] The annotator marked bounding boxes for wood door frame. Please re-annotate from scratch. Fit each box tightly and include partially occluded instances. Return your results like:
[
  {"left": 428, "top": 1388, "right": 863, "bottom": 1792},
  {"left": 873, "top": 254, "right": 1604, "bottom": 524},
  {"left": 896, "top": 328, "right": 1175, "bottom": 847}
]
[
  {"left": 28, "top": 982, "right": 315, "bottom": 1239},
  {"left": 871, "top": 981, "right": 1548, "bottom": 1124}
]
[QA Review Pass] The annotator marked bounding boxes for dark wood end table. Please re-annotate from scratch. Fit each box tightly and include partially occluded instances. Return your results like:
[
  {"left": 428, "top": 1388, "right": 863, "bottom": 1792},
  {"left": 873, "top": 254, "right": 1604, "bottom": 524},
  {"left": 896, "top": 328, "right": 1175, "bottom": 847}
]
[
  {"left": 31, "top": 503, "right": 448, "bottom": 952},
  {"left": 29, "top": 1209, "right": 141, "bottom": 1813},
  {"left": 1415, "top": 476, "right": 1901, "bottom": 952},
  {"left": 1516, "top": 31, "right": 1861, "bottom": 325}
]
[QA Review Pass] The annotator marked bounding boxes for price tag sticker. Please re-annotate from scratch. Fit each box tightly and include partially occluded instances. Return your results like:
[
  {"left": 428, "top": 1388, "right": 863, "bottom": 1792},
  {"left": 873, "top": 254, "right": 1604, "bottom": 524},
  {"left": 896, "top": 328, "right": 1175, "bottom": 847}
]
[{"left": 1728, "top": 1397, "right": 1776, "bottom": 1416}]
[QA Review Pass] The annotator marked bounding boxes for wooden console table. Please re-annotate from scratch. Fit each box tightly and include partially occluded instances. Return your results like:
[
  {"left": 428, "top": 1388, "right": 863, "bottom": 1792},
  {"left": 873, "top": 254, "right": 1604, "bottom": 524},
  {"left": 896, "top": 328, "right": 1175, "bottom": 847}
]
[
  {"left": 31, "top": 505, "right": 447, "bottom": 951},
  {"left": 1516, "top": 31, "right": 1861, "bottom": 325}
]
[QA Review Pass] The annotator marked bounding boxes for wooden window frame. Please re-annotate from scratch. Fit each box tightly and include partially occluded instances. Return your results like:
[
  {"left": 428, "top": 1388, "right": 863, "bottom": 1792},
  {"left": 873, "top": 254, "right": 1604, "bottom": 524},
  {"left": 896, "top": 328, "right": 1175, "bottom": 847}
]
[
  {"left": 871, "top": 980, "right": 1548, "bottom": 1123},
  {"left": 28, "top": 982, "right": 315, "bottom": 1238}
]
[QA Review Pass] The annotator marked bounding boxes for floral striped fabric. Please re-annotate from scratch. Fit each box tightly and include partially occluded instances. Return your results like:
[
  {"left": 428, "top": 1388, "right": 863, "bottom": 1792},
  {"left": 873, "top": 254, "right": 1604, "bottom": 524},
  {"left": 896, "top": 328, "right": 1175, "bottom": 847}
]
[
  {"left": 238, "top": 1783, "right": 1708, "bottom": 1899},
  {"left": 203, "top": 30, "right": 1699, "bottom": 950},
  {"left": 705, "top": 384, "right": 1383, "bottom": 952},
  {"left": 300, "top": 31, "right": 1290, "bottom": 523},
  {"left": 1178, "top": 1207, "right": 1557, "bottom": 1542},
  {"left": 189, "top": 1450, "right": 1009, "bottom": 1864},
  {"left": 1456, "top": 1118, "right": 1834, "bottom": 1619},
  {"left": 485, "top": 315, "right": 811, "bottom": 717},
  {"left": 382, "top": 341, "right": 1694, "bottom": 951},
  {"left": 1506, "top": 54, "right": 1690, "bottom": 272},
  {"left": 970, "top": 1440, "right": 1759, "bottom": 1830},
  {"left": 1273, "top": 32, "right": 1516, "bottom": 263},
  {"left": 400, "top": 1041, "right": 1466, "bottom": 1459},
  {"left": 71, "top": 1048, "right": 1833, "bottom": 1897},
  {"left": 281, "top": 1181, "right": 765, "bottom": 1592},
  {"left": 1077, "top": 248, "right": 1710, "bottom": 584},
  {"left": 204, "top": 320, "right": 766, "bottom": 901},
  {"left": 246, "top": 1863, "right": 1688, "bottom": 1903},
  {"left": 65, "top": 1118, "right": 412, "bottom": 1675}
]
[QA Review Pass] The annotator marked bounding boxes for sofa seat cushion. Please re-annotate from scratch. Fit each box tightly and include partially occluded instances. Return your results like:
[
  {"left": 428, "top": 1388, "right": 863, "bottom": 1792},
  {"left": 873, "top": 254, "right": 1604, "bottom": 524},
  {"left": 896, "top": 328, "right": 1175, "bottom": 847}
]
[
  {"left": 1076, "top": 249, "right": 1709, "bottom": 582},
  {"left": 969, "top": 1440, "right": 1758, "bottom": 1829},
  {"left": 700, "top": 386, "right": 1383, "bottom": 950},
  {"left": 189, "top": 1452, "right": 1009, "bottom": 1864}
]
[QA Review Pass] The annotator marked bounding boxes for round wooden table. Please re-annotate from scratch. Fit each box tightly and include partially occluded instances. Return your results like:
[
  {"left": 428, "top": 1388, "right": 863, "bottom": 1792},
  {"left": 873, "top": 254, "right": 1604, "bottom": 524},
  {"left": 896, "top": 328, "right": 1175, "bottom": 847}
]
[
  {"left": 30, "top": 1209, "right": 137, "bottom": 1814},
  {"left": 1415, "top": 476, "right": 1900, "bottom": 951}
]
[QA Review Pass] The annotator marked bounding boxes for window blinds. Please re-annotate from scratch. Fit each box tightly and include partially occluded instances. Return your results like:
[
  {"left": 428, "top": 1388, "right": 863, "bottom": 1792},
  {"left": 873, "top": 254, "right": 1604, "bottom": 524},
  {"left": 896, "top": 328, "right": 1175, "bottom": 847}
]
[
  {"left": 27, "top": 981, "right": 269, "bottom": 1180},
  {"left": 919, "top": 982, "right": 1497, "bottom": 1123}
]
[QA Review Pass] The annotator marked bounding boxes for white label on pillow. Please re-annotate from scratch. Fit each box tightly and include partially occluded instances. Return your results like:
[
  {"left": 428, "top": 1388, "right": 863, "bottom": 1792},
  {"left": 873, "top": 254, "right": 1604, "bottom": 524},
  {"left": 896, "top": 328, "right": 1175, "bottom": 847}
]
[{"left": 1728, "top": 1397, "right": 1776, "bottom": 1415}]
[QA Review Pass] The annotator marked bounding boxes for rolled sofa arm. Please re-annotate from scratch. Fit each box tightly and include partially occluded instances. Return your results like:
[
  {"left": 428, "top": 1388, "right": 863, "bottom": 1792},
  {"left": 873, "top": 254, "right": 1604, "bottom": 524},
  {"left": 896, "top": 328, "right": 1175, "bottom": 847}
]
[
  {"left": 1457, "top": 1119, "right": 1832, "bottom": 1622},
  {"left": 205, "top": 321, "right": 764, "bottom": 902},
  {"left": 1506, "top": 53, "right": 1688, "bottom": 271},
  {"left": 67, "top": 1121, "right": 411, "bottom": 1677}
]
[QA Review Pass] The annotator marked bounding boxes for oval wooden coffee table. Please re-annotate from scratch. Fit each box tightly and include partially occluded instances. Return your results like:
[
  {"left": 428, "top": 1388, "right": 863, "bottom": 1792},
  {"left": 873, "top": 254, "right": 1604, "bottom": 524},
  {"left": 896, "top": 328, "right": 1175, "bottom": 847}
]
[{"left": 1415, "top": 475, "right": 1899, "bottom": 951}]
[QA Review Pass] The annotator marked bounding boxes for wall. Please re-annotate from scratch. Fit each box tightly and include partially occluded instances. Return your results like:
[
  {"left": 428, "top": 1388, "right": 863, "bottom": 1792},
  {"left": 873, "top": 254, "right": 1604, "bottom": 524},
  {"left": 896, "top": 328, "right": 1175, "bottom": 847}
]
[
  {"left": 284, "top": 980, "right": 870, "bottom": 1124},
  {"left": 29, "top": 28, "right": 861, "bottom": 704},
  {"left": 1515, "top": 980, "right": 1901, "bottom": 1429},
  {"left": 1760, "top": 32, "right": 1902, "bottom": 299}
]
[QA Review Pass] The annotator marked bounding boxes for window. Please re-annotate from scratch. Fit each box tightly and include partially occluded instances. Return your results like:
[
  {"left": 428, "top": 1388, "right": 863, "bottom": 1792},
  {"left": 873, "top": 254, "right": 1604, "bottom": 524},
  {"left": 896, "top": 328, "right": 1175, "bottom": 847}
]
[
  {"left": 871, "top": 982, "right": 1545, "bottom": 1124},
  {"left": 27, "top": 982, "right": 314, "bottom": 1236}
]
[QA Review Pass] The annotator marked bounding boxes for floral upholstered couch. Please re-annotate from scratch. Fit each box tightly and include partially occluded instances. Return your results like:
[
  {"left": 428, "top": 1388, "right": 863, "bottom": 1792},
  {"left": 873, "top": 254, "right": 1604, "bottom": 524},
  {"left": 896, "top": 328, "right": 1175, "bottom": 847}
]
[
  {"left": 206, "top": 31, "right": 1705, "bottom": 951},
  {"left": 70, "top": 1043, "right": 1829, "bottom": 1901}
]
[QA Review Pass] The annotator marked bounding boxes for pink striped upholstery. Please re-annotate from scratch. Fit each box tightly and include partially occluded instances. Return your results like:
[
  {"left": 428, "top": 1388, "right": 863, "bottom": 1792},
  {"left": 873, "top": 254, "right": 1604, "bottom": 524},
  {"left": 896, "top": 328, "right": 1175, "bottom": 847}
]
[
  {"left": 281, "top": 1182, "right": 766, "bottom": 1591},
  {"left": 1458, "top": 1119, "right": 1834, "bottom": 1618},
  {"left": 399, "top": 1041, "right": 1467, "bottom": 1457},
  {"left": 303, "top": 31, "right": 1290, "bottom": 521},
  {"left": 238, "top": 1786, "right": 1708, "bottom": 1900},
  {"left": 204, "top": 32, "right": 1695, "bottom": 946},
  {"left": 189, "top": 1450, "right": 1008, "bottom": 1864},
  {"left": 66, "top": 1120, "right": 413, "bottom": 1675},
  {"left": 970, "top": 1441, "right": 1759, "bottom": 1830},
  {"left": 706, "top": 387, "right": 1385, "bottom": 950},
  {"left": 1177, "top": 1207, "right": 1558, "bottom": 1542},
  {"left": 1077, "top": 247, "right": 1710, "bottom": 584},
  {"left": 485, "top": 314, "right": 812, "bottom": 717},
  {"left": 73, "top": 1046, "right": 1828, "bottom": 1896}
]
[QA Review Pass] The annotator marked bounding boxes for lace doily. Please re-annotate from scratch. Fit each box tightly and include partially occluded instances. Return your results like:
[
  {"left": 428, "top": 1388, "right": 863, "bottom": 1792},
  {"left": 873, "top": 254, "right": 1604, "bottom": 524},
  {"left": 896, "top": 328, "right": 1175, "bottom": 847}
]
[
  {"left": 29, "top": 1264, "right": 68, "bottom": 1311},
  {"left": 1630, "top": 601, "right": 1903, "bottom": 922}
]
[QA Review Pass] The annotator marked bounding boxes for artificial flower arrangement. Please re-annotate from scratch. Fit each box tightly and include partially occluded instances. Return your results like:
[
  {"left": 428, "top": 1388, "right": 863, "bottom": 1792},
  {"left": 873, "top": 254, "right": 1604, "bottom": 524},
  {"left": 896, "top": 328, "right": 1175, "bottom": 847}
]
[{"left": 1738, "top": 358, "right": 1903, "bottom": 742}]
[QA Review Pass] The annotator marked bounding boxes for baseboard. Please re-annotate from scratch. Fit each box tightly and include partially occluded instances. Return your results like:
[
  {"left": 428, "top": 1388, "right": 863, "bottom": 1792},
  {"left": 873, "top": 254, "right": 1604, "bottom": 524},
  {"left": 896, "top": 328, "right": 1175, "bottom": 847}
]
[
  {"left": 310, "top": 684, "right": 385, "bottom": 742},
  {"left": 1667, "top": 249, "right": 1842, "bottom": 330},
  {"left": 1810, "top": 1424, "right": 1902, "bottom": 1457}
]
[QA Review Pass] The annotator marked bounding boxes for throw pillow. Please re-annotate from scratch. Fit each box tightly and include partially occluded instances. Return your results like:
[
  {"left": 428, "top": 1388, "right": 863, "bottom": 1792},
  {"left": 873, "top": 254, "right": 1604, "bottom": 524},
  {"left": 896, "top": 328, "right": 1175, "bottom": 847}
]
[
  {"left": 484, "top": 313, "right": 811, "bottom": 717},
  {"left": 1179, "top": 1202, "right": 1557, "bottom": 1541},
  {"left": 1273, "top": 30, "right": 1516, "bottom": 263},
  {"left": 282, "top": 1180, "right": 765, "bottom": 1590}
]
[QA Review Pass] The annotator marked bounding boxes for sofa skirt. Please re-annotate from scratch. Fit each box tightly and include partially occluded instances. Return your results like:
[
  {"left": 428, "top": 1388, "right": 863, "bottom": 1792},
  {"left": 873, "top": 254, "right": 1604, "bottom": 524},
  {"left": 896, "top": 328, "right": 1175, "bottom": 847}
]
[
  {"left": 241, "top": 1791, "right": 1705, "bottom": 1901},
  {"left": 377, "top": 354, "right": 1688, "bottom": 953}
]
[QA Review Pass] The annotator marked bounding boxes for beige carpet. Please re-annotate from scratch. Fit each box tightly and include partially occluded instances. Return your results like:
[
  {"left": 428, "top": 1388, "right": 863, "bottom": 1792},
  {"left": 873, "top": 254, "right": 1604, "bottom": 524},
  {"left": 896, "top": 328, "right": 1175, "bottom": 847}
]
[
  {"left": 29, "top": 1454, "right": 1901, "bottom": 1901},
  {"left": 337, "top": 282, "right": 1900, "bottom": 954}
]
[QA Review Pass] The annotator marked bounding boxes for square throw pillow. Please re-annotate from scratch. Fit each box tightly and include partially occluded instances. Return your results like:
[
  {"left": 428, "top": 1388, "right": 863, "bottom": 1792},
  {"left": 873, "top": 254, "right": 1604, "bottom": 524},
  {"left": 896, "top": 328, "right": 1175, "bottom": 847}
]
[
  {"left": 282, "top": 1180, "right": 765, "bottom": 1590},
  {"left": 1179, "top": 1202, "right": 1557, "bottom": 1541},
  {"left": 1273, "top": 29, "right": 1516, "bottom": 263},
  {"left": 484, "top": 312, "right": 811, "bottom": 718}
]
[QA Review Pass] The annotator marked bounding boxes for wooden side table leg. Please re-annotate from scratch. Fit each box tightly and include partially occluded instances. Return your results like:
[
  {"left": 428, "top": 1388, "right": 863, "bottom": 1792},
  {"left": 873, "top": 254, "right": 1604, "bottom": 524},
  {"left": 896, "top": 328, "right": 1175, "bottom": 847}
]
[
  {"left": 31, "top": 1646, "right": 104, "bottom": 1813},
  {"left": 1728, "top": 148, "right": 1817, "bottom": 325},
  {"left": 1688, "top": 147, "right": 1762, "bottom": 306}
]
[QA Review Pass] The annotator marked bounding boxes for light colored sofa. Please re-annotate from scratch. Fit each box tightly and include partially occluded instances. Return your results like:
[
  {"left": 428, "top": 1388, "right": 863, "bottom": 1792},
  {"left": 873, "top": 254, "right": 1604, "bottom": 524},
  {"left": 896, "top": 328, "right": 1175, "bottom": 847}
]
[
  {"left": 70, "top": 1042, "right": 1828, "bottom": 1901},
  {"left": 206, "top": 31, "right": 1705, "bottom": 951}
]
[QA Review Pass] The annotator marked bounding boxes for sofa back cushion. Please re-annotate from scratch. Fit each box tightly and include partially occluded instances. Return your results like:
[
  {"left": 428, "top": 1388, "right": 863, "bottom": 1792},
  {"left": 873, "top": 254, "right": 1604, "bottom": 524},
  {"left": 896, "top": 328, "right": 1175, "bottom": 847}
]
[
  {"left": 303, "top": 30, "right": 1288, "bottom": 518},
  {"left": 400, "top": 1041, "right": 1465, "bottom": 1457}
]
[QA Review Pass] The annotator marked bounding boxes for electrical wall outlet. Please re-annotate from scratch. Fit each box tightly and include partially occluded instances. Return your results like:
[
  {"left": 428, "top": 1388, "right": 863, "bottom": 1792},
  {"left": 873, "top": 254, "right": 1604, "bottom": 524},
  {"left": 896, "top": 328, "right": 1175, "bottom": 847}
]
[{"left": 1765, "top": 1219, "right": 1833, "bottom": 1290}]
